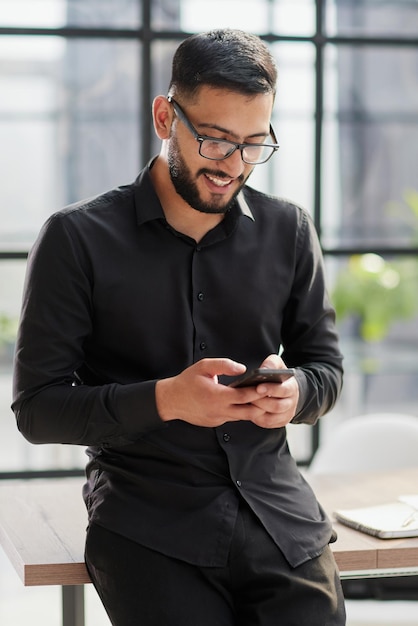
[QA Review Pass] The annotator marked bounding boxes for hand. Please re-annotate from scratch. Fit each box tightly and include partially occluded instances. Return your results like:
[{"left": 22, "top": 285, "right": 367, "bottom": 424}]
[
  {"left": 156, "top": 358, "right": 288, "bottom": 428},
  {"left": 246, "top": 354, "right": 299, "bottom": 429}
]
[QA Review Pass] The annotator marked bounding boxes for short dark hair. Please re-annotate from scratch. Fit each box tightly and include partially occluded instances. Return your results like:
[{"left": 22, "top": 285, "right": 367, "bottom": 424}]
[{"left": 168, "top": 29, "right": 277, "bottom": 101}]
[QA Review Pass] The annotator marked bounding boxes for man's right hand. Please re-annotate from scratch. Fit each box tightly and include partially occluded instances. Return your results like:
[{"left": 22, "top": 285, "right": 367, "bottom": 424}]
[{"left": 155, "top": 358, "right": 274, "bottom": 427}]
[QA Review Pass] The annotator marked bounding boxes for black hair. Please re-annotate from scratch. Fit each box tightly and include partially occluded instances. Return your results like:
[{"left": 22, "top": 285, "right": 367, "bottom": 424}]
[{"left": 168, "top": 29, "right": 277, "bottom": 101}]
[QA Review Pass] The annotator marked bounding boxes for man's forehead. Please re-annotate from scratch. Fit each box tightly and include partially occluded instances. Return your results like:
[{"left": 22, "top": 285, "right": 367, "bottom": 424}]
[{"left": 186, "top": 88, "right": 274, "bottom": 137}]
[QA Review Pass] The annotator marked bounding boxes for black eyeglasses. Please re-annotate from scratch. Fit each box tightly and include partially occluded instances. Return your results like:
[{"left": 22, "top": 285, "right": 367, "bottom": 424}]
[{"left": 167, "top": 96, "right": 279, "bottom": 165}]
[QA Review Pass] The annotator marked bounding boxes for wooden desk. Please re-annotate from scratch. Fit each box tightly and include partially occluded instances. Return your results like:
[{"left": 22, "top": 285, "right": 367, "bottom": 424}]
[
  {"left": 306, "top": 467, "right": 418, "bottom": 578},
  {"left": 1, "top": 468, "right": 418, "bottom": 625},
  {"left": 0, "top": 478, "right": 90, "bottom": 626}
]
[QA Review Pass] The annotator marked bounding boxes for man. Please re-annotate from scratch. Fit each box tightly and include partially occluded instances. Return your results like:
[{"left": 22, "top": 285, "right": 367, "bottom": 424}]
[{"left": 12, "top": 28, "right": 346, "bottom": 625}]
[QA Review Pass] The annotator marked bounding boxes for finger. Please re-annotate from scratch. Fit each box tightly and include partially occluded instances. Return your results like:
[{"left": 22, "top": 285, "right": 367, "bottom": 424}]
[
  {"left": 258, "top": 353, "right": 286, "bottom": 369},
  {"left": 252, "top": 396, "right": 295, "bottom": 414},
  {"left": 252, "top": 413, "right": 292, "bottom": 429},
  {"left": 197, "top": 358, "right": 246, "bottom": 379},
  {"left": 252, "top": 379, "right": 292, "bottom": 397}
]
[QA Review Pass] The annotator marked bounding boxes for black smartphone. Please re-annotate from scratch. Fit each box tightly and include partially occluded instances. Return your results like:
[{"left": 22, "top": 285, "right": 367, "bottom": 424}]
[{"left": 229, "top": 368, "right": 295, "bottom": 388}]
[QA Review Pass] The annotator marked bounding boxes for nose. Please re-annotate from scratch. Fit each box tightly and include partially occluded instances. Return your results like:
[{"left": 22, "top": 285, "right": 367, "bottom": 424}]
[{"left": 219, "top": 148, "right": 246, "bottom": 178}]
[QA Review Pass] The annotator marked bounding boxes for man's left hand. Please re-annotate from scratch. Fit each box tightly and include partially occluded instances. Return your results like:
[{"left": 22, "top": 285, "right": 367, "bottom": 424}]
[{"left": 244, "top": 354, "right": 299, "bottom": 429}]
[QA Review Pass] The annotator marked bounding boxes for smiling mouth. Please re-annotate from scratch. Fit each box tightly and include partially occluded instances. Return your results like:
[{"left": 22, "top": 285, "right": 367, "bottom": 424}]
[{"left": 204, "top": 173, "right": 233, "bottom": 187}]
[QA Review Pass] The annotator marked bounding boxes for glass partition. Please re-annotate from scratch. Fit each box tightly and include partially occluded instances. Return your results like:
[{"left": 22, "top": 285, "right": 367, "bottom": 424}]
[
  {"left": 0, "top": 36, "right": 140, "bottom": 250},
  {"left": 326, "top": 253, "right": 418, "bottom": 427},
  {"left": 326, "top": 0, "right": 418, "bottom": 37},
  {"left": 322, "top": 44, "right": 418, "bottom": 248},
  {"left": 0, "top": 260, "right": 88, "bottom": 473},
  {"left": 0, "top": 0, "right": 141, "bottom": 29}
]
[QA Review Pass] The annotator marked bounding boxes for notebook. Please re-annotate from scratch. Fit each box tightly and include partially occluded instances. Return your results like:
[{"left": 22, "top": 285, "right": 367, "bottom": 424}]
[{"left": 334, "top": 495, "right": 418, "bottom": 539}]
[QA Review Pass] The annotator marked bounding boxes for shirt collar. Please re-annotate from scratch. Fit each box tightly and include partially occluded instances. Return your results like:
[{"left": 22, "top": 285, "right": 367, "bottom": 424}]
[
  {"left": 133, "top": 159, "right": 255, "bottom": 227},
  {"left": 236, "top": 190, "right": 255, "bottom": 221},
  {"left": 133, "top": 159, "right": 166, "bottom": 227}
]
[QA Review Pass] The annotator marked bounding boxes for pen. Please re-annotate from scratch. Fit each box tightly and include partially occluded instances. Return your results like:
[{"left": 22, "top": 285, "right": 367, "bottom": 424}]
[
  {"left": 402, "top": 511, "right": 418, "bottom": 528},
  {"left": 399, "top": 497, "right": 418, "bottom": 527}
]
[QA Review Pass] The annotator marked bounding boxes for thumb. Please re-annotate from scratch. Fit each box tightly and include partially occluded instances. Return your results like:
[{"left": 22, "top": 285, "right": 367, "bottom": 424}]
[{"left": 259, "top": 353, "right": 286, "bottom": 369}]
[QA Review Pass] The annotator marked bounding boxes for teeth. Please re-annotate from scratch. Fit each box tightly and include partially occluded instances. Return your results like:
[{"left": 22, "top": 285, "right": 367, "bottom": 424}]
[{"left": 206, "top": 174, "right": 231, "bottom": 187}]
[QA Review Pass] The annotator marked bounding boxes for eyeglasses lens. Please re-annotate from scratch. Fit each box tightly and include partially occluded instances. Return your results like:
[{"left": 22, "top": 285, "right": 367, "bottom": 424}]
[{"left": 199, "top": 139, "right": 275, "bottom": 164}]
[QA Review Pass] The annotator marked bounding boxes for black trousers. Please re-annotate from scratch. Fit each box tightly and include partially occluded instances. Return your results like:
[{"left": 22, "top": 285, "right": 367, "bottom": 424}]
[{"left": 85, "top": 503, "right": 346, "bottom": 626}]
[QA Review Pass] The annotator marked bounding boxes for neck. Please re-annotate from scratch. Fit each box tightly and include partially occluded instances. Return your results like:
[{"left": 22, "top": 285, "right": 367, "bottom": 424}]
[{"left": 150, "top": 157, "right": 224, "bottom": 243}]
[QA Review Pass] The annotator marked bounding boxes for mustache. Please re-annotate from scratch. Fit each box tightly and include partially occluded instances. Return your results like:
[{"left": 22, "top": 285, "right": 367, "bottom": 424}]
[{"left": 198, "top": 168, "right": 245, "bottom": 183}]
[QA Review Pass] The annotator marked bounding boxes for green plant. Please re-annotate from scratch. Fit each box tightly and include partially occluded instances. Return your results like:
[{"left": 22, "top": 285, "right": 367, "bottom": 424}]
[
  {"left": 0, "top": 313, "right": 19, "bottom": 347},
  {"left": 387, "top": 188, "right": 418, "bottom": 244},
  {"left": 332, "top": 188, "right": 418, "bottom": 342},
  {"left": 332, "top": 253, "right": 418, "bottom": 342}
]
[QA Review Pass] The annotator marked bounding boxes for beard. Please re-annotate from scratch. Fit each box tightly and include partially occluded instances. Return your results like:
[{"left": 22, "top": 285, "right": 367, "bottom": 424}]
[{"left": 167, "top": 135, "right": 248, "bottom": 215}]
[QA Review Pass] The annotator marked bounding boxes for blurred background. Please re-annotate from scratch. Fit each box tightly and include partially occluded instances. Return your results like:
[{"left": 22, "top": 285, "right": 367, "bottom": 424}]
[{"left": 0, "top": 1, "right": 417, "bottom": 624}]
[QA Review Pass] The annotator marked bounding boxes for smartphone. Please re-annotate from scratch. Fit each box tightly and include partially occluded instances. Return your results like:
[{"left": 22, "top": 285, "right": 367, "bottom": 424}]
[{"left": 229, "top": 368, "right": 295, "bottom": 388}]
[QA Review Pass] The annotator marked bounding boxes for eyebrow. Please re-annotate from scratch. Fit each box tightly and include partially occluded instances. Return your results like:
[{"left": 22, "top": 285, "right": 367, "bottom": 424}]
[{"left": 196, "top": 121, "right": 270, "bottom": 142}]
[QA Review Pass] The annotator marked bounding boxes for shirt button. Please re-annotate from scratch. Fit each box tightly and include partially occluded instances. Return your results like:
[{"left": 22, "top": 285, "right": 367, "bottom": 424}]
[
  {"left": 223, "top": 433, "right": 231, "bottom": 442},
  {"left": 200, "top": 342, "right": 207, "bottom": 351},
  {"left": 197, "top": 292, "right": 204, "bottom": 301},
  {"left": 236, "top": 480, "right": 242, "bottom": 488}
]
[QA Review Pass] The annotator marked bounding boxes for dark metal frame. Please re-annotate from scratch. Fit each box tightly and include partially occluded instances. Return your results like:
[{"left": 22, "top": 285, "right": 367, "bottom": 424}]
[{"left": 1, "top": 0, "right": 418, "bottom": 475}]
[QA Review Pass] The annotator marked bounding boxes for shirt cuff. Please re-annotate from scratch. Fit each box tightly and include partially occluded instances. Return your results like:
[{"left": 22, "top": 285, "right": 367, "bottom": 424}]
[{"left": 115, "top": 380, "right": 165, "bottom": 436}]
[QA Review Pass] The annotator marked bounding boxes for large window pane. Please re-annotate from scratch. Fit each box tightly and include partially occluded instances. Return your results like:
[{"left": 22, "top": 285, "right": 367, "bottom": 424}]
[
  {"left": 0, "top": 0, "right": 140, "bottom": 28},
  {"left": 331, "top": 254, "right": 418, "bottom": 344},
  {"left": 0, "top": 260, "right": 88, "bottom": 473},
  {"left": 266, "top": 42, "right": 315, "bottom": 211},
  {"left": 179, "top": 0, "right": 273, "bottom": 33},
  {"left": 0, "top": 261, "right": 25, "bottom": 472},
  {"left": 152, "top": 0, "right": 315, "bottom": 36},
  {"left": 329, "top": 252, "right": 418, "bottom": 414},
  {"left": 0, "top": 36, "right": 140, "bottom": 250},
  {"left": 326, "top": 0, "right": 418, "bottom": 37},
  {"left": 271, "top": 0, "right": 315, "bottom": 35},
  {"left": 324, "top": 255, "right": 418, "bottom": 439},
  {"left": 322, "top": 44, "right": 418, "bottom": 247},
  {"left": 249, "top": 42, "right": 315, "bottom": 212},
  {"left": 0, "top": 261, "right": 24, "bottom": 367}
]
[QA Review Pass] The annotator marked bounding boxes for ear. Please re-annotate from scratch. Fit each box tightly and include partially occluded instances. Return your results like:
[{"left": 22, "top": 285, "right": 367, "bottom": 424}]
[{"left": 152, "top": 96, "right": 174, "bottom": 140}]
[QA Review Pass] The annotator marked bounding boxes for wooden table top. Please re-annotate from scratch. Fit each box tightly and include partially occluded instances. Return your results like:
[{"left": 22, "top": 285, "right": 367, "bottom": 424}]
[
  {"left": 0, "top": 468, "right": 418, "bottom": 586},
  {"left": 306, "top": 467, "right": 418, "bottom": 576},
  {"left": 0, "top": 478, "right": 90, "bottom": 586}
]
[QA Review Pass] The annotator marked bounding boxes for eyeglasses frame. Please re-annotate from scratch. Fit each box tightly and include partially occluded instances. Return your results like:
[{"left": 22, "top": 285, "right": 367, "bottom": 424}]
[{"left": 167, "top": 95, "right": 279, "bottom": 165}]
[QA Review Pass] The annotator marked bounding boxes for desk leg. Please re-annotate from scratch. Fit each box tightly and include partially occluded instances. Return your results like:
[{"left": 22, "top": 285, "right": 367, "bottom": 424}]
[{"left": 62, "top": 585, "right": 85, "bottom": 626}]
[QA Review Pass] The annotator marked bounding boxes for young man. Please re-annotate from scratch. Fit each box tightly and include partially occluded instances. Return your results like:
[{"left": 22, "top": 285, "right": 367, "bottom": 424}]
[{"left": 12, "top": 29, "right": 346, "bottom": 625}]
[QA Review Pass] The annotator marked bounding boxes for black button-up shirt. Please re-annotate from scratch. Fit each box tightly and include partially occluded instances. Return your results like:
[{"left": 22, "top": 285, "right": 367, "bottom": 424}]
[{"left": 12, "top": 162, "right": 343, "bottom": 568}]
